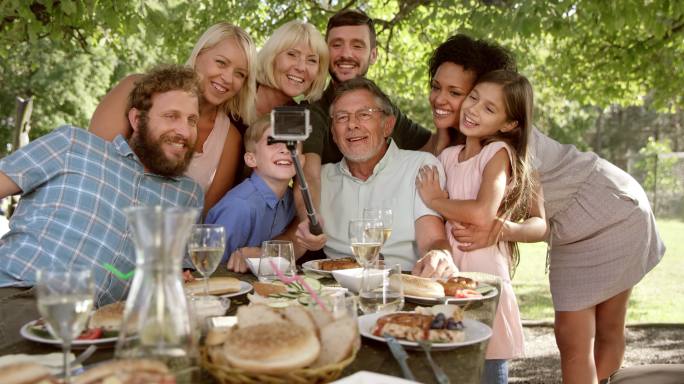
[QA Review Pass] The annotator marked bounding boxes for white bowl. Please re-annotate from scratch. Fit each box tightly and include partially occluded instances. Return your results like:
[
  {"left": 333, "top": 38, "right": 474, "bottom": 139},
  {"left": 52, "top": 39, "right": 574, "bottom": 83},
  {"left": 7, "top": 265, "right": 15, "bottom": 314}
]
[
  {"left": 245, "top": 257, "right": 292, "bottom": 278},
  {"left": 332, "top": 268, "right": 387, "bottom": 293}
]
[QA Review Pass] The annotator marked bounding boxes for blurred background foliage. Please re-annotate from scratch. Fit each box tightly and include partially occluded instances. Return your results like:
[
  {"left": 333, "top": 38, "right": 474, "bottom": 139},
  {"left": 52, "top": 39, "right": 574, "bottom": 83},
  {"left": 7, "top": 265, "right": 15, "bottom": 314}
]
[{"left": 1, "top": 0, "right": 683, "bottom": 216}]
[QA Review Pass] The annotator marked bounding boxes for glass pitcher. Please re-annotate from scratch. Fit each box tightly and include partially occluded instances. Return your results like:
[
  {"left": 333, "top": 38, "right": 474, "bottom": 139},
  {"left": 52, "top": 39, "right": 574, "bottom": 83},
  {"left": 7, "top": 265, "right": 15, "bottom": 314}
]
[{"left": 116, "top": 206, "right": 200, "bottom": 381}]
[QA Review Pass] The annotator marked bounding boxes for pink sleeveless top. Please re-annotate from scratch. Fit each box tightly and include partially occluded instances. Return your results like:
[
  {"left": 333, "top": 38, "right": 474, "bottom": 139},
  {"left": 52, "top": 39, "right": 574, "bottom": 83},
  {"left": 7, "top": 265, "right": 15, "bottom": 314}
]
[
  {"left": 439, "top": 141, "right": 525, "bottom": 360},
  {"left": 185, "top": 112, "right": 230, "bottom": 192}
]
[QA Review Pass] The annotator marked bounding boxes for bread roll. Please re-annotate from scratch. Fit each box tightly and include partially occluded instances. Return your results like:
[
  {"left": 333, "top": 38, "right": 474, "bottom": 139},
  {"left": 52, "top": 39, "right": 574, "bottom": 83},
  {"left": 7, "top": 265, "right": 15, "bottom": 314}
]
[
  {"left": 222, "top": 323, "right": 320, "bottom": 373},
  {"left": 236, "top": 304, "right": 286, "bottom": 328},
  {"left": 0, "top": 362, "right": 55, "bottom": 384},
  {"left": 311, "top": 316, "right": 357, "bottom": 368},
  {"left": 89, "top": 301, "right": 125, "bottom": 331},
  {"left": 282, "top": 305, "right": 317, "bottom": 335},
  {"left": 185, "top": 276, "right": 241, "bottom": 296},
  {"left": 392, "top": 274, "right": 445, "bottom": 298}
]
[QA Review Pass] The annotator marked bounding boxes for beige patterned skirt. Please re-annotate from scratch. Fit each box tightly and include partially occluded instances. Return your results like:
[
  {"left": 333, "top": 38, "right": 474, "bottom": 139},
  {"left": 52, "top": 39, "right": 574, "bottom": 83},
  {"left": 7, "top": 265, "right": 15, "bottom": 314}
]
[{"left": 547, "top": 159, "right": 665, "bottom": 311}]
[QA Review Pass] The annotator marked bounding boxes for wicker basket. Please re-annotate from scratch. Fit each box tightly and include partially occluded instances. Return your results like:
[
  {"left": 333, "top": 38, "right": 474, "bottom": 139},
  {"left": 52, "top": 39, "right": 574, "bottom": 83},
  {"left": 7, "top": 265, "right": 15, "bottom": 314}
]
[{"left": 200, "top": 345, "right": 358, "bottom": 384}]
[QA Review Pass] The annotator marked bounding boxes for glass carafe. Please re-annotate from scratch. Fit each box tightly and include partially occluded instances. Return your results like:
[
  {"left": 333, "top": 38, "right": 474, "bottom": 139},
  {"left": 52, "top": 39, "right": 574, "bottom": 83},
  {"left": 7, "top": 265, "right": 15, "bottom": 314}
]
[{"left": 116, "top": 206, "right": 200, "bottom": 381}]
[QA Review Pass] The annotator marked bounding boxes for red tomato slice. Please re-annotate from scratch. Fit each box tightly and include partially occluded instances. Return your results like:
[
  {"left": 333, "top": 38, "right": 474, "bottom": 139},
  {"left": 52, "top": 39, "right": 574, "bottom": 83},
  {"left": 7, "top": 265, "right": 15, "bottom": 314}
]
[{"left": 77, "top": 328, "right": 103, "bottom": 340}]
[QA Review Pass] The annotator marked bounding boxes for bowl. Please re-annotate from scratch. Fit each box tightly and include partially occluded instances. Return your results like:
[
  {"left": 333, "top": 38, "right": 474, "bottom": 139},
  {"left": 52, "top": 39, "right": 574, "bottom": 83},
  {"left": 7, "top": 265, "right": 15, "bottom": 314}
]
[
  {"left": 245, "top": 257, "right": 292, "bottom": 278},
  {"left": 332, "top": 268, "right": 386, "bottom": 293}
]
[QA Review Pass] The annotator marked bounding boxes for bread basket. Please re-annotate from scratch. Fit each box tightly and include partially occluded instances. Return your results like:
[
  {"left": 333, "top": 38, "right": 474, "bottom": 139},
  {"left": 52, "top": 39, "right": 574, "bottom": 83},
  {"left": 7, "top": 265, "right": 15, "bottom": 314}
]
[{"left": 200, "top": 344, "right": 358, "bottom": 384}]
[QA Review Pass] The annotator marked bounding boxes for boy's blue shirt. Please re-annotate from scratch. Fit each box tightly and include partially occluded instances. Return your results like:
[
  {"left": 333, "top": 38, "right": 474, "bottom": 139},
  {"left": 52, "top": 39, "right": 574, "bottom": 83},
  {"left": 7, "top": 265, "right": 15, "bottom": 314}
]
[{"left": 205, "top": 172, "right": 295, "bottom": 262}]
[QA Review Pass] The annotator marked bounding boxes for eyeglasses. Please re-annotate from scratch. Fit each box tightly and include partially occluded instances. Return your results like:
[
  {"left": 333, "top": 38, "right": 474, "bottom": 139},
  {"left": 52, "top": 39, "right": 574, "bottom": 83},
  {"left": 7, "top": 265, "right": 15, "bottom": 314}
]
[{"left": 333, "top": 108, "right": 387, "bottom": 125}]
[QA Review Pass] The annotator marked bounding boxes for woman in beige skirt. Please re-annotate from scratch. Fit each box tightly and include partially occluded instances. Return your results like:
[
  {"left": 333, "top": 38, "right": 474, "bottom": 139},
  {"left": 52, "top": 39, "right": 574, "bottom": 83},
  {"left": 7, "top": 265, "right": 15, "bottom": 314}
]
[{"left": 451, "top": 128, "right": 665, "bottom": 384}]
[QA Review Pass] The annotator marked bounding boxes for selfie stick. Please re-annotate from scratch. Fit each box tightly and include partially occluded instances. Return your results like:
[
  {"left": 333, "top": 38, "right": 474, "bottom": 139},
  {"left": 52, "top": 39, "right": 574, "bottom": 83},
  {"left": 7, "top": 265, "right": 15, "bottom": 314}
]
[{"left": 267, "top": 137, "right": 323, "bottom": 235}]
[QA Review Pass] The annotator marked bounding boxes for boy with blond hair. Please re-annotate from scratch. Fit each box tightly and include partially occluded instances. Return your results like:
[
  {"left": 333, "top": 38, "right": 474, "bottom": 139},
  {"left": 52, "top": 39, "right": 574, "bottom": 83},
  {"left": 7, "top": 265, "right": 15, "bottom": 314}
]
[{"left": 206, "top": 116, "right": 297, "bottom": 272}]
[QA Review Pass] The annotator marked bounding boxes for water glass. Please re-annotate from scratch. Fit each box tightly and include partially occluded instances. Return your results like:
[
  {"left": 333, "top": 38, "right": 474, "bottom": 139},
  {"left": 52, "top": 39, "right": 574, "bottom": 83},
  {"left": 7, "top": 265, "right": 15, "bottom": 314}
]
[
  {"left": 359, "top": 262, "right": 404, "bottom": 314},
  {"left": 187, "top": 294, "right": 230, "bottom": 336},
  {"left": 188, "top": 224, "right": 226, "bottom": 296},
  {"left": 363, "top": 208, "right": 393, "bottom": 244},
  {"left": 258, "top": 240, "right": 295, "bottom": 282},
  {"left": 35, "top": 269, "right": 94, "bottom": 383},
  {"left": 348, "top": 219, "right": 383, "bottom": 268}
]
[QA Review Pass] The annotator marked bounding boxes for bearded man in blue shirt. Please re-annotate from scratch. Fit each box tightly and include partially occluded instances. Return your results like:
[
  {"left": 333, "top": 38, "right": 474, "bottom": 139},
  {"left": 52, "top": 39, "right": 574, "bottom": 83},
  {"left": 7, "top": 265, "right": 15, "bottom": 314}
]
[{"left": 0, "top": 65, "right": 204, "bottom": 308}]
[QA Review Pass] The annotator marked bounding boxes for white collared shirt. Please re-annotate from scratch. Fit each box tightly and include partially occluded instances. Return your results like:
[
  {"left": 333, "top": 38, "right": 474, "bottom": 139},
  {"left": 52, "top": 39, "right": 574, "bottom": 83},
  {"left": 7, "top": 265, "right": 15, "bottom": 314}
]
[{"left": 320, "top": 140, "right": 446, "bottom": 271}]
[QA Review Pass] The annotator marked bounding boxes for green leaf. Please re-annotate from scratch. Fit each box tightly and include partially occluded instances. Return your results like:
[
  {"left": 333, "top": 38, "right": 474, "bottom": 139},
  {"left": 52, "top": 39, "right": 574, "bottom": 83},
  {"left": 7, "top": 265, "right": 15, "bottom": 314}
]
[{"left": 61, "top": 0, "right": 77, "bottom": 15}]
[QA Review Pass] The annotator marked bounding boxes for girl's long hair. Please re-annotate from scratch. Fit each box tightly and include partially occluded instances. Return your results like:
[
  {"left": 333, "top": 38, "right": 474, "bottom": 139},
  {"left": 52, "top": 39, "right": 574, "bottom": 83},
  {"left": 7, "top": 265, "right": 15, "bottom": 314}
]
[{"left": 475, "top": 70, "right": 535, "bottom": 276}]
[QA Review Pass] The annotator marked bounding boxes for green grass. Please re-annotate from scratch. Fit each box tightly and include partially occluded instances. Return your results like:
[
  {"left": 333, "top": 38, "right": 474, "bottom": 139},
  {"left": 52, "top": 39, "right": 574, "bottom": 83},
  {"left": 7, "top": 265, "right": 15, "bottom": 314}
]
[{"left": 513, "top": 218, "right": 684, "bottom": 324}]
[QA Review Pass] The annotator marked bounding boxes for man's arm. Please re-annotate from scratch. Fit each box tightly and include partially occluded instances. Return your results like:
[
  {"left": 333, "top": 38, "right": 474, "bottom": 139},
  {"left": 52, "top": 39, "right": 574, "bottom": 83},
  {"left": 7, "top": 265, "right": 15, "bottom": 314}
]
[
  {"left": 0, "top": 172, "right": 21, "bottom": 199},
  {"left": 0, "top": 126, "right": 73, "bottom": 199},
  {"left": 412, "top": 215, "right": 457, "bottom": 279}
]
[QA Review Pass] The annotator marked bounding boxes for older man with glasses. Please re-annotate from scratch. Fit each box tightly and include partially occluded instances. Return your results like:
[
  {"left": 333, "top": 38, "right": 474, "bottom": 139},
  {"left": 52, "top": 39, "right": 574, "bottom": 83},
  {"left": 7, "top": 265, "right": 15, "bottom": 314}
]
[{"left": 297, "top": 77, "right": 456, "bottom": 277}]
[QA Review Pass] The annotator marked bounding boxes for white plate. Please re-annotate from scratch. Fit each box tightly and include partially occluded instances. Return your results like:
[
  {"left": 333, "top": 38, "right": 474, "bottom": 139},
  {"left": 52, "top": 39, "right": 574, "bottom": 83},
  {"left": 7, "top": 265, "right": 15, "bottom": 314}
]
[
  {"left": 404, "top": 285, "right": 498, "bottom": 305},
  {"left": 187, "top": 278, "right": 252, "bottom": 298},
  {"left": 301, "top": 259, "right": 332, "bottom": 275},
  {"left": 358, "top": 312, "right": 492, "bottom": 350},
  {"left": 20, "top": 320, "right": 118, "bottom": 348},
  {"left": 219, "top": 281, "right": 253, "bottom": 298},
  {"left": 331, "top": 370, "right": 419, "bottom": 383}
]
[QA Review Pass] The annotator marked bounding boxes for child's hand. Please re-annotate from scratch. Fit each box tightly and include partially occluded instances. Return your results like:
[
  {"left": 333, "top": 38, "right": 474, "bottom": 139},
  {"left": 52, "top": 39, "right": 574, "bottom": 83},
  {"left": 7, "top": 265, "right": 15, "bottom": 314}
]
[
  {"left": 415, "top": 165, "right": 448, "bottom": 207},
  {"left": 227, "top": 247, "right": 260, "bottom": 273},
  {"left": 182, "top": 269, "right": 195, "bottom": 283}
]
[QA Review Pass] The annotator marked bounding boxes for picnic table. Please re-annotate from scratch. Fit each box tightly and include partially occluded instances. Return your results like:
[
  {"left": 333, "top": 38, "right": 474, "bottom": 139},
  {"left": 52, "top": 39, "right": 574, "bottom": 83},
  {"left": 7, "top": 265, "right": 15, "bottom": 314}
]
[{"left": 0, "top": 267, "right": 501, "bottom": 383}]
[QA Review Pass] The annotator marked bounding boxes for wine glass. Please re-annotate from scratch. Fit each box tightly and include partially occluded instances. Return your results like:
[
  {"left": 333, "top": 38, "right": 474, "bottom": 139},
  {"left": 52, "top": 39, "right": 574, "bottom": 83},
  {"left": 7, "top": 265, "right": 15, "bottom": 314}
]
[
  {"left": 258, "top": 240, "right": 296, "bottom": 282},
  {"left": 359, "top": 261, "right": 404, "bottom": 314},
  {"left": 188, "top": 224, "right": 226, "bottom": 297},
  {"left": 348, "top": 219, "right": 383, "bottom": 268},
  {"left": 35, "top": 269, "right": 94, "bottom": 383},
  {"left": 363, "top": 207, "right": 393, "bottom": 245}
]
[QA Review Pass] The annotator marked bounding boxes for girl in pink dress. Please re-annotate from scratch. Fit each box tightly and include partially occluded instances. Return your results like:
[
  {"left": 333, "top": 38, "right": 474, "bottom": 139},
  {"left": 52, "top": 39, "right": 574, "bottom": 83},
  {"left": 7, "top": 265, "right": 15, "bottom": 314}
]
[{"left": 417, "top": 70, "right": 544, "bottom": 384}]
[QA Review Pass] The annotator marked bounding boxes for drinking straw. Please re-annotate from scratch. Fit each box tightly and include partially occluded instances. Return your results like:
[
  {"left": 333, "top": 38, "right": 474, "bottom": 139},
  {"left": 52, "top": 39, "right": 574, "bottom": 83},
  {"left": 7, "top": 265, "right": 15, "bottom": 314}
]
[{"left": 103, "top": 263, "right": 134, "bottom": 280}]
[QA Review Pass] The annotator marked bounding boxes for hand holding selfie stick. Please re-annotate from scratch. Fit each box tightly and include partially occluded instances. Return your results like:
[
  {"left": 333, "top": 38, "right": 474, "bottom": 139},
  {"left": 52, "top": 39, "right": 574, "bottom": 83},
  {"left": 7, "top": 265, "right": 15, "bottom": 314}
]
[{"left": 269, "top": 106, "right": 323, "bottom": 236}]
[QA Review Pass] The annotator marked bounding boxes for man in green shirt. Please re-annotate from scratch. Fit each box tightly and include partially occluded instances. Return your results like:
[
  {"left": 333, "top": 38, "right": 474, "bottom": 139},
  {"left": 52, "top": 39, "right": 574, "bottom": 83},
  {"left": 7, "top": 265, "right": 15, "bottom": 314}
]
[{"left": 300, "top": 9, "right": 441, "bottom": 216}]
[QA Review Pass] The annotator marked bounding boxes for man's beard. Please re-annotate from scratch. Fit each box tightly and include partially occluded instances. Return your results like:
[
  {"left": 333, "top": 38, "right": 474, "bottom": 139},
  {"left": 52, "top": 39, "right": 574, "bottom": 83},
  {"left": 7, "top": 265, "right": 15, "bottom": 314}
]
[
  {"left": 330, "top": 57, "right": 370, "bottom": 84},
  {"left": 129, "top": 117, "right": 195, "bottom": 178}
]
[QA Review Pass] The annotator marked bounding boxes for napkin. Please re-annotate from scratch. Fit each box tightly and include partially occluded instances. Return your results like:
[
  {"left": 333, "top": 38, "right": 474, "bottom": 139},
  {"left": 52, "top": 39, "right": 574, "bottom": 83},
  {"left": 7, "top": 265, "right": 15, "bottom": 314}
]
[
  {"left": 331, "top": 370, "right": 419, "bottom": 383},
  {"left": 0, "top": 352, "right": 80, "bottom": 375}
]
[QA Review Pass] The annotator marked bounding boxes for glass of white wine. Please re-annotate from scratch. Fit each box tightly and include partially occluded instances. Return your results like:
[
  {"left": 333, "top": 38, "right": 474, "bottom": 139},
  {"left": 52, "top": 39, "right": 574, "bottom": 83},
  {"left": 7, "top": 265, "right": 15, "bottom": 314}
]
[
  {"left": 359, "top": 262, "right": 404, "bottom": 314},
  {"left": 35, "top": 269, "right": 94, "bottom": 383},
  {"left": 363, "top": 208, "right": 393, "bottom": 245},
  {"left": 188, "top": 224, "right": 226, "bottom": 297},
  {"left": 348, "top": 219, "right": 384, "bottom": 268}
]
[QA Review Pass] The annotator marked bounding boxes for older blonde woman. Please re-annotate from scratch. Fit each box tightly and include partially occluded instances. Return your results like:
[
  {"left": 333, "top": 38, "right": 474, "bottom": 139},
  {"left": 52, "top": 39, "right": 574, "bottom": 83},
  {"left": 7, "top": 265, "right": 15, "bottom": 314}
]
[
  {"left": 254, "top": 20, "right": 328, "bottom": 117},
  {"left": 90, "top": 22, "right": 256, "bottom": 215}
]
